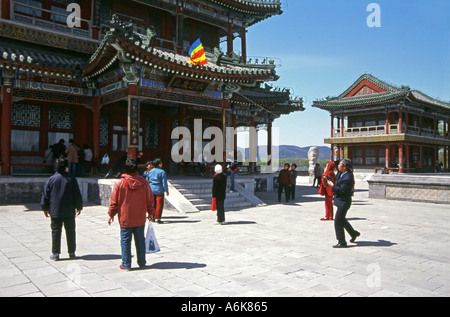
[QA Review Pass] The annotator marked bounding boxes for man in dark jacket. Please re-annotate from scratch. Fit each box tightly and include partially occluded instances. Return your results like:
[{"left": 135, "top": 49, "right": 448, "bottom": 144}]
[
  {"left": 326, "top": 158, "right": 360, "bottom": 248},
  {"left": 212, "top": 164, "right": 227, "bottom": 224},
  {"left": 41, "top": 157, "right": 83, "bottom": 260}
]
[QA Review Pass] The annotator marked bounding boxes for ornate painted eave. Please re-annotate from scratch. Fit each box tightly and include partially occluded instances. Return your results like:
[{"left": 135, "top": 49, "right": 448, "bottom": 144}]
[
  {"left": 133, "top": 0, "right": 282, "bottom": 27},
  {"left": 209, "top": 0, "right": 282, "bottom": 15},
  {"left": 0, "top": 40, "right": 87, "bottom": 79},
  {"left": 312, "top": 73, "right": 450, "bottom": 112},
  {"left": 82, "top": 15, "right": 279, "bottom": 83},
  {"left": 313, "top": 90, "right": 410, "bottom": 109},
  {"left": 231, "top": 85, "right": 305, "bottom": 120}
]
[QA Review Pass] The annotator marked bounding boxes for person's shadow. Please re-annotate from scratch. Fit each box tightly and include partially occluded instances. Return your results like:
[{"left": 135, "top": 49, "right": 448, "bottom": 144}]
[
  {"left": 139, "top": 262, "right": 206, "bottom": 270},
  {"left": 349, "top": 240, "right": 396, "bottom": 247}
]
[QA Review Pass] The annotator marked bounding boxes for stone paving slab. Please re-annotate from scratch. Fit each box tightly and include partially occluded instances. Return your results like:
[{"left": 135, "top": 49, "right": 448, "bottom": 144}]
[{"left": 0, "top": 183, "right": 449, "bottom": 299}]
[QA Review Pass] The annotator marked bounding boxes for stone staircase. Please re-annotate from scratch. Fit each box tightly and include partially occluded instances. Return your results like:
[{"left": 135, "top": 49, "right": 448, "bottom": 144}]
[{"left": 169, "top": 179, "right": 253, "bottom": 211}]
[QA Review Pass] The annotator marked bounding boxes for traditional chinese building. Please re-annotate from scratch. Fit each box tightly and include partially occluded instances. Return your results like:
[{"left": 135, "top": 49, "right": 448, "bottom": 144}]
[
  {"left": 313, "top": 74, "right": 450, "bottom": 173},
  {"left": 0, "top": 0, "right": 303, "bottom": 176}
]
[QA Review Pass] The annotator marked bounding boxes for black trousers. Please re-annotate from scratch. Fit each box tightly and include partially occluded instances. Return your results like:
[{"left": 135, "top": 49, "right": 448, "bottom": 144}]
[
  {"left": 290, "top": 184, "right": 296, "bottom": 200},
  {"left": 313, "top": 176, "right": 321, "bottom": 187},
  {"left": 334, "top": 203, "right": 357, "bottom": 244},
  {"left": 216, "top": 199, "right": 225, "bottom": 223},
  {"left": 278, "top": 184, "right": 290, "bottom": 202},
  {"left": 51, "top": 217, "right": 76, "bottom": 254}
]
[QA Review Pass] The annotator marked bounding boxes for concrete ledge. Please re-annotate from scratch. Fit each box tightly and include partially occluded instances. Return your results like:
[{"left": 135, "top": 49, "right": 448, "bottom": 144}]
[{"left": 367, "top": 173, "right": 450, "bottom": 204}]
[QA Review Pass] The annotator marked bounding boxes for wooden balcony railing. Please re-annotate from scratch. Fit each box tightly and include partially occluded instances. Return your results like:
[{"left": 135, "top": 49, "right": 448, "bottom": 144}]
[
  {"left": 333, "top": 124, "right": 448, "bottom": 139},
  {"left": 11, "top": 0, "right": 92, "bottom": 38}
]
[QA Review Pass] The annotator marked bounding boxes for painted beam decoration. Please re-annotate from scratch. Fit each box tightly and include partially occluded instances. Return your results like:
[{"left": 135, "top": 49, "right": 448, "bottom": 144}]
[{"left": 168, "top": 76, "right": 211, "bottom": 94}]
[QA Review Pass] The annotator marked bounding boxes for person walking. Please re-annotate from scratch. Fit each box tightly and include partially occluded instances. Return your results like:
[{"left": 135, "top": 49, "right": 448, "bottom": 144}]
[
  {"left": 227, "top": 161, "right": 238, "bottom": 193},
  {"left": 40, "top": 157, "right": 83, "bottom": 261},
  {"left": 143, "top": 158, "right": 169, "bottom": 223},
  {"left": 277, "top": 163, "right": 291, "bottom": 202},
  {"left": 326, "top": 159, "right": 360, "bottom": 248},
  {"left": 65, "top": 139, "right": 79, "bottom": 179},
  {"left": 212, "top": 164, "right": 227, "bottom": 224},
  {"left": 289, "top": 163, "right": 298, "bottom": 201},
  {"left": 319, "top": 161, "right": 336, "bottom": 221},
  {"left": 108, "top": 159, "right": 155, "bottom": 270}
]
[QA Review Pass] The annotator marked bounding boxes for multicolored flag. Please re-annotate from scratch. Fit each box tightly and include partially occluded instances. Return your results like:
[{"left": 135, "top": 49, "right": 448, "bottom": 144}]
[{"left": 187, "top": 38, "right": 207, "bottom": 65}]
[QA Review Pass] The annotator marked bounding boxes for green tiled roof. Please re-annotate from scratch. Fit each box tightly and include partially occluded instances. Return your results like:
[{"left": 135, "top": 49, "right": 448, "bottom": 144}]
[{"left": 313, "top": 73, "right": 450, "bottom": 111}]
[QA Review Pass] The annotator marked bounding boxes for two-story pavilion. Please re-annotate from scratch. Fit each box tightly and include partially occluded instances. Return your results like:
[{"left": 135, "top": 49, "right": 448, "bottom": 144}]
[
  {"left": 313, "top": 74, "right": 450, "bottom": 173},
  {"left": 0, "top": 0, "right": 303, "bottom": 176}
]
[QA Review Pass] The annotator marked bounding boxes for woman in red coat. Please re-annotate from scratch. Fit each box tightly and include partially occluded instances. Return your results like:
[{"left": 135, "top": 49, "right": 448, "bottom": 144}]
[{"left": 318, "top": 161, "right": 336, "bottom": 221}]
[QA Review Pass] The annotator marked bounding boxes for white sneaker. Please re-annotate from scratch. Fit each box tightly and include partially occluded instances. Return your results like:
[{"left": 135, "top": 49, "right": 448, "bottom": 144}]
[{"left": 229, "top": 190, "right": 234, "bottom": 193}]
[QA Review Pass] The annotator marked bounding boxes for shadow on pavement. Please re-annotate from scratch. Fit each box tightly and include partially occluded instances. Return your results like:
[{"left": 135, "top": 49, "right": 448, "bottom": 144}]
[
  {"left": 144, "top": 262, "right": 207, "bottom": 270},
  {"left": 351, "top": 240, "right": 397, "bottom": 247}
]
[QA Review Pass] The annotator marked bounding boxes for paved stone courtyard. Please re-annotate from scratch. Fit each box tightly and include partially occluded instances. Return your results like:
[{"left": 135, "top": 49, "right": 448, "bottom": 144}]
[{"left": 1, "top": 182, "right": 449, "bottom": 298}]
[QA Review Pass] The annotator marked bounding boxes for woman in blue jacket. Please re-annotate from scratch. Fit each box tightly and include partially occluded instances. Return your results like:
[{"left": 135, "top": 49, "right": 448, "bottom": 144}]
[{"left": 143, "top": 158, "right": 169, "bottom": 223}]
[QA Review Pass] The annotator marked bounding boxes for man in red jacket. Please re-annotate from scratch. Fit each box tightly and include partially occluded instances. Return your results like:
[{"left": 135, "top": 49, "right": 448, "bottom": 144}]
[
  {"left": 108, "top": 158, "right": 155, "bottom": 270},
  {"left": 277, "top": 163, "right": 291, "bottom": 202}
]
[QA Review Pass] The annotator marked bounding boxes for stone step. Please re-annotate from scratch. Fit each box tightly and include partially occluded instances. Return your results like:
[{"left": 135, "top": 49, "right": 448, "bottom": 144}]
[
  {"left": 183, "top": 192, "right": 240, "bottom": 199},
  {"left": 169, "top": 180, "right": 255, "bottom": 211},
  {"left": 189, "top": 196, "right": 247, "bottom": 205},
  {"left": 196, "top": 200, "right": 253, "bottom": 211},
  {"left": 170, "top": 182, "right": 212, "bottom": 189}
]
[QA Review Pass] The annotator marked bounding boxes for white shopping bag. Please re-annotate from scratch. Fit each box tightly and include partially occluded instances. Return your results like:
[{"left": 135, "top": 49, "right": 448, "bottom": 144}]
[{"left": 145, "top": 222, "right": 160, "bottom": 254}]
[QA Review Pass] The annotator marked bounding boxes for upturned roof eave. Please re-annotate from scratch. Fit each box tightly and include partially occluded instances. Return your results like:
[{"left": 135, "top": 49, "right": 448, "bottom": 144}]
[{"left": 82, "top": 19, "right": 279, "bottom": 82}]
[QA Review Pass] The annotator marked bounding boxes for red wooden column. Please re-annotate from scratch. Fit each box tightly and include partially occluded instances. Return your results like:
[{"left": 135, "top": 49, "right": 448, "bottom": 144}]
[
  {"left": 405, "top": 109, "right": 409, "bottom": 133},
  {"left": 1, "top": 0, "right": 11, "bottom": 19},
  {"left": 385, "top": 143, "right": 389, "bottom": 169},
  {"left": 92, "top": 96, "right": 101, "bottom": 167},
  {"left": 339, "top": 113, "right": 345, "bottom": 159},
  {"left": 385, "top": 107, "right": 390, "bottom": 134},
  {"left": 241, "top": 27, "right": 247, "bottom": 64},
  {"left": 330, "top": 112, "right": 334, "bottom": 137},
  {"left": 398, "top": 105, "right": 403, "bottom": 133},
  {"left": 1, "top": 85, "right": 12, "bottom": 175},
  {"left": 227, "top": 21, "right": 233, "bottom": 58},
  {"left": 399, "top": 142, "right": 404, "bottom": 173}
]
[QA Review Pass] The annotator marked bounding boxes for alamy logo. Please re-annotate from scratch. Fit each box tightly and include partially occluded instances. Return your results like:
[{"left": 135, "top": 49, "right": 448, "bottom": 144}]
[
  {"left": 171, "top": 119, "right": 279, "bottom": 174},
  {"left": 367, "top": 3, "right": 381, "bottom": 28},
  {"left": 66, "top": 3, "right": 81, "bottom": 28}
]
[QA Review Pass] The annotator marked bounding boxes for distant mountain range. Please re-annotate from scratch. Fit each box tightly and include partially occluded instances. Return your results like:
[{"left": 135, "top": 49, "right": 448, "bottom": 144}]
[{"left": 239, "top": 145, "right": 331, "bottom": 160}]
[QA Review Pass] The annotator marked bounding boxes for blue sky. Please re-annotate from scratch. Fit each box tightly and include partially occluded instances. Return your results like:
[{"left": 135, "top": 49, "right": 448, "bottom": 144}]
[{"left": 241, "top": 0, "right": 450, "bottom": 147}]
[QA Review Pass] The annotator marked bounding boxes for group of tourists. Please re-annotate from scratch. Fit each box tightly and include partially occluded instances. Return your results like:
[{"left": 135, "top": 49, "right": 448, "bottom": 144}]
[
  {"left": 40, "top": 149, "right": 360, "bottom": 270},
  {"left": 40, "top": 155, "right": 169, "bottom": 270},
  {"left": 276, "top": 163, "right": 298, "bottom": 203},
  {"left": 45, "top": 139, "right": 93, "bottom": 178},
  {"left": 276, "top": 150, "right": 360, "bottom": 249}
]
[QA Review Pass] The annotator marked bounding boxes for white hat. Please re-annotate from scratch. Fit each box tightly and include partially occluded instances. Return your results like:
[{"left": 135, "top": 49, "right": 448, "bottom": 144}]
[{"left": 214, "top": 164, "right": 223, "bottom": 174}]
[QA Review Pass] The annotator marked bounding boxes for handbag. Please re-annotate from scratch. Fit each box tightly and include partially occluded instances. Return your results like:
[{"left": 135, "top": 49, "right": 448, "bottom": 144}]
[
  {"left": 318, "top": 184, "right": 326, "bottom": 196},
  {"left": 145, "top": 222, "right": 160, "bottom": 254},
  {"left": 210, "top": 197, "right": 217, "bottom": 211}
]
